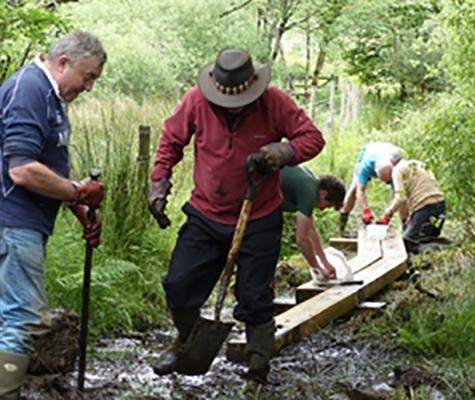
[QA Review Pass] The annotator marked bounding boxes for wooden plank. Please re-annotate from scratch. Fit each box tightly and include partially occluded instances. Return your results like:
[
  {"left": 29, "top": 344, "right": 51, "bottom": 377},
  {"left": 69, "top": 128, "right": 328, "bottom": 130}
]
[
  {"left": 226, "top": 232, "right": 407, "bottom": 361},
  {"left": 356, "top": 231, "right": 407, "bottom": 301},
  {"left": 273, "top": 297, "right": 296, "bottom": 315},
  {"left": 328, "top": 237, "right": 358, "bottom": 252}
]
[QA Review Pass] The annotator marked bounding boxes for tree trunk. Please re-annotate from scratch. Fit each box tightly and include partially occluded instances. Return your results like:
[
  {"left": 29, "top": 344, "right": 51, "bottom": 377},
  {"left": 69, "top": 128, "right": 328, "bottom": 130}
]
[
  {"left": 308, "top": 49, "right": 326, "bottom": 120},
  {"left": 304, "top": 18, "right": 311, "bottom": 96},
  {"left": 339, "top": 80, "right": 348, "bottom": 133},
  {"left": 325, "top": 76, "right": 336, "bottom": 136}
]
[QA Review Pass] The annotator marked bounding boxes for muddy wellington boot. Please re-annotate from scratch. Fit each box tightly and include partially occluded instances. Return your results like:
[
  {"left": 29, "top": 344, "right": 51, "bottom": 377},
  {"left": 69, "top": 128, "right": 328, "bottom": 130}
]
[
  {"left": 339, "top": 212, "right": 349, "bottom": 237},
  {"left": 152, "top": 308, "right": 199, "bottom": 376},
  {"left": 0, "top": 351, "right": 30, "bottom": 400},
  {"left": 245, "top": 320, "right": 275, "bottom": 384}
]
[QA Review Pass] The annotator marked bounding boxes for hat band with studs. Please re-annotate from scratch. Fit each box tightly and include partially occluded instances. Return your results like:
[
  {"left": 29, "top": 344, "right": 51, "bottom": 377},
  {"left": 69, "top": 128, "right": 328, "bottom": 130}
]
[{"left": 209, "top": 72, "right": 257, "bottom": 95}]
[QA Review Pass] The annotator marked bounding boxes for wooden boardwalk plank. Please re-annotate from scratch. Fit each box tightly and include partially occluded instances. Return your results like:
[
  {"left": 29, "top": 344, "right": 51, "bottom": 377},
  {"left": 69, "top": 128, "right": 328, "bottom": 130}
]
[
  {"left": 328, "top": 237, "right": 358, "bottom": 252},
  {"left": 226, "top": 231, "right": 407, "bottom": 362}
]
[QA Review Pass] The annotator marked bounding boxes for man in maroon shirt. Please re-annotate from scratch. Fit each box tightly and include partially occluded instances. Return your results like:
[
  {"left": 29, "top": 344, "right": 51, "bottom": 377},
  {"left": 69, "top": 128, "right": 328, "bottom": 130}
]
[{"left": 148, "top": 48, "right": 325, "bottom": 383}]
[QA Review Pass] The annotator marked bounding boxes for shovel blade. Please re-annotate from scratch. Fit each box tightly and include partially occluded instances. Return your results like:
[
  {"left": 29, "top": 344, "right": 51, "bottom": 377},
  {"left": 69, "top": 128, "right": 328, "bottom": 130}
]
[{"left": 175, "top": 317, "right": 234, "bottom": 375}]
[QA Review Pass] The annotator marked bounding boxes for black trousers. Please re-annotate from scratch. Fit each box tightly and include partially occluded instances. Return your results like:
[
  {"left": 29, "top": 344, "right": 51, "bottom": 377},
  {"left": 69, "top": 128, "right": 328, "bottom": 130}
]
[
  {"left": 403, "top": 200, "right": 445, "bottom": 253},
  {"left": 163, "top": 203, "right": 283, "bottom": 325}
]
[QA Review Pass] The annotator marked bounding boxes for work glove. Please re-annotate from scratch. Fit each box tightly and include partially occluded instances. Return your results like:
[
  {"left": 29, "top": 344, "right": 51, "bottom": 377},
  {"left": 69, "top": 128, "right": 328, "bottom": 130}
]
[
  {"left": 248, "top": 142, "right": 295, "bottom": 175},
  {"left": 148, "top": 178, "right": 172, "bottom": 229},
  {"left": 68, "top": 203, "right": 101, "bottom": 247},
  {"left": 74, "top": 178, "right": 105, "bottom": 209},
  {"left": 377, "top": 214, "right": 391, "bottom": 225},
  {"left": 361, "top": 207, "right": 374, "bottom": 225}
]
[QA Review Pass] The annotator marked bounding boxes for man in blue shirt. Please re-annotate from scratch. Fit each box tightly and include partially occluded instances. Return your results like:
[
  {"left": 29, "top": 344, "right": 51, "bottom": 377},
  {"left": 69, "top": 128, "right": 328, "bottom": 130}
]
[
  {"left": 339, "top": 142, "right": 403, "bottom": 235},
  {"left": 0, "top": 31, "right": 106, "bottom": 397}
]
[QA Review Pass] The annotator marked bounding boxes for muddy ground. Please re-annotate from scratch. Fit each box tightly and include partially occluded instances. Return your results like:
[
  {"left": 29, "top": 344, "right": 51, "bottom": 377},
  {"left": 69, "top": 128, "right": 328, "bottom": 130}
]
[
  {"left": 24, "top": 322, "right": 407, "bottom": 400},
  {"left": 22, "top": 299, "right": 458, "bottom": 399}
]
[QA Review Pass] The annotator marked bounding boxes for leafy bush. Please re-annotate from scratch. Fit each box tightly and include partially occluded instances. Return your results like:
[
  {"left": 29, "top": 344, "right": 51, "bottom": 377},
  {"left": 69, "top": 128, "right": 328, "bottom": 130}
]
[
  {"left": 0, "top": 0, "right": 69, "bottom": 82},
  {"left": 390, "top": 94, "right": 475, "bottom": 238},
  {"left": 60, "top": 0, "right": 268, "bottom": 99},
  {"left": 397, "top": 252, "right": 475, "bottom": 360}
]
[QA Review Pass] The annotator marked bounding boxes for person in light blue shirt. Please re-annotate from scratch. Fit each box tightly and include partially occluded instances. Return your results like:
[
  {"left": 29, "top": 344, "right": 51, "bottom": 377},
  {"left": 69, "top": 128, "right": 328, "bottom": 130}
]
[{"left": 339, "top": 142, "right": 403, "bottom": 235}]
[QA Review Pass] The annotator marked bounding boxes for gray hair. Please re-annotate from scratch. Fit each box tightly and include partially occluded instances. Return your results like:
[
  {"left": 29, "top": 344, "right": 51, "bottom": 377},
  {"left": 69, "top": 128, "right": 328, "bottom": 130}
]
[
  {"left": 375, "top": 157, "right": 393, "bottom": 178},
  {"left": 47, "top": 31, "right": 107, "bottom": 67},
  {"left": 389, "top": 147, "right": 404, "bottom": 164}
]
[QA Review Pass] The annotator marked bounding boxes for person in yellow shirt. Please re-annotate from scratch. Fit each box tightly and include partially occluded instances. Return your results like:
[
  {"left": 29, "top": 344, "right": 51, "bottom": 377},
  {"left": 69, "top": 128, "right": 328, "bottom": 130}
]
[{"left": 377, "top": 159, "right": 445, "bottom": 253}]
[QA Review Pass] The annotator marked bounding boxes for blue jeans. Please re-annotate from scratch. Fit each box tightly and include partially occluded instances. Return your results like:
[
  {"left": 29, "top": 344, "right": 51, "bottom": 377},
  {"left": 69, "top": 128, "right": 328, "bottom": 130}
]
[{"left": 0, "top": 226, "right": 50, "bottom": 354}]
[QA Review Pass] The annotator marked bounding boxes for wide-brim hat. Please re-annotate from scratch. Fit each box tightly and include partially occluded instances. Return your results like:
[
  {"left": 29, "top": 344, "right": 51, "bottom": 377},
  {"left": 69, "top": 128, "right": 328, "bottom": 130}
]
[{"left": 197, "top": 48, "right": 271, "bottom": 108}]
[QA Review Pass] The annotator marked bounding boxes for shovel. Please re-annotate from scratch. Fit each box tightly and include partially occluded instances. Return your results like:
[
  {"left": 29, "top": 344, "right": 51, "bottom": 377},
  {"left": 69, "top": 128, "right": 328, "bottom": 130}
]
[
  {"left": 174, "top": 157, "right": 265, "bottom": 375},
  {"left": 77, "top": 168, "right": 100, "bottom": 391}
]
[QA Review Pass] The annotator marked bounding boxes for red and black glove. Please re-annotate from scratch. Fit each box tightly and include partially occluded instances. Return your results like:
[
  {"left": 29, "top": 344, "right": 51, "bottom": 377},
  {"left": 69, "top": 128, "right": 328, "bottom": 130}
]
[
  {"left": 377, "top": 214, "right": 391, "bottom": 225},
  {"left": 68, "top": 203, "right": 101, "bottom": 247},
  {"left": 361, "top": 207, "right": 374, "bottom": 225},
  {"left": 74, "top": 177, "right": 105, "bottom": 209},
  {"left": 148, "top": 178, "right": 172, "bottom": 229},
  {"left": 248, "top": 142, "right": 296, "bottom": 174}
]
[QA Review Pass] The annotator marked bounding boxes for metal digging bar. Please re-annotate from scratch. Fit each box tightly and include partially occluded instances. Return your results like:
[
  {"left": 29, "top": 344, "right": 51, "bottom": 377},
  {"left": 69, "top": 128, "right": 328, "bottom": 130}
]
[{"left": 77, "top": 168, "right": 101, "bottom": 392}]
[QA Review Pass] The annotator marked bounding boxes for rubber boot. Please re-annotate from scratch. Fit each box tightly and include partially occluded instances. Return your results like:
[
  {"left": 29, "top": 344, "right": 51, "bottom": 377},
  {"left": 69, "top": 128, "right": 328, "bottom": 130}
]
[
  {"left": 339, "top": 212, "right": 349, "bottom": 236},
  {"left": 245, "top": 320, "right": 275, "bottom": 384},
  {"left": 152, "top": 308, "right": 199, "bottom": 376},
  {"left": 0, "top": 351, "right": 29, "bottom": 400}
]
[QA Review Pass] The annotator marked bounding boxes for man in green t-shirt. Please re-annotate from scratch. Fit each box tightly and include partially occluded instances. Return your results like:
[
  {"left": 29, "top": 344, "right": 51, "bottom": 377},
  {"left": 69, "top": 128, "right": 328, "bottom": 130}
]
[{"left": 281, "top": 165, "right": 346, "bottom": 279}]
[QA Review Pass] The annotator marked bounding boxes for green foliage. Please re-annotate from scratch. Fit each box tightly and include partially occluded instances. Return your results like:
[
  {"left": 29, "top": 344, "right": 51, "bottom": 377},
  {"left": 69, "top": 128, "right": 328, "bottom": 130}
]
[
  {"left": 389, "top": 93, "right": 475, "bottom": 237},
  {"left": 60, "top": 0, "right": 267, "bottom": 99},
  {"left": 443, "top": 0, "right": 475, "bottom": 96},
  {"left": 337, "top": 0, "right": 445, "bottom": 99},
  {"left": 45, "top": 95, "right": 188, "bottom": 333},
  {"left": 396, "top": 251, "right": 475, "bottom": 360},
  {"left": 0, "top": 0, "right": 69, "bottom": 81}
]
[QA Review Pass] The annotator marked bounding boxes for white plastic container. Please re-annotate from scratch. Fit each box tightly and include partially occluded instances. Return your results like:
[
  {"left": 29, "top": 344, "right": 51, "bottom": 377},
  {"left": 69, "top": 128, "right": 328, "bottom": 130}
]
[
  {"left": 366, "top": 224, "right": 389, "bottom": 240},
  {"left": 310, "top": 247, "right": 353, "bottom": 283}
]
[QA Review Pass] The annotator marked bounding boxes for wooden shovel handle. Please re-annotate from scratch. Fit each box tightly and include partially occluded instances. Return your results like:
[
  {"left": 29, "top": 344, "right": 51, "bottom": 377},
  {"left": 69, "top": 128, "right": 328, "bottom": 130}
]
[{"left": 214, "top": 198, "right": 252, "bottom": 320}]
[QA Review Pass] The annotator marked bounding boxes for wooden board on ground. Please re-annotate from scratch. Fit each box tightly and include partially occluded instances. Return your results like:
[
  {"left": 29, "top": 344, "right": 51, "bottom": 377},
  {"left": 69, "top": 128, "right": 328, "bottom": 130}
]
[
  {"left": 226, "top": 230, "right": 407, "bottom": 362},
  {"left": 328, "top": 237, "right": 358, "bottom": 252}
]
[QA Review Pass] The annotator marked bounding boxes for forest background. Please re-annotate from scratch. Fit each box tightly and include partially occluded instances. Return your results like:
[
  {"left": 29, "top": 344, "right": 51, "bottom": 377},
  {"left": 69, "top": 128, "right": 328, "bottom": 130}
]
[{"left": 1, "top": 0, "right": 474, "bottom": 391}]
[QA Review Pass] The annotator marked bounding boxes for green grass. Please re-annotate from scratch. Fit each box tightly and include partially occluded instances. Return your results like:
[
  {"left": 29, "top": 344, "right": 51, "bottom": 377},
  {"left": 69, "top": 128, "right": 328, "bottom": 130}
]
[
  {"left": 353, "top": 247, "right": 475, "bottom": 399},
  {"left": 45, "top": 95, "right": 188, "bottom": 334}
]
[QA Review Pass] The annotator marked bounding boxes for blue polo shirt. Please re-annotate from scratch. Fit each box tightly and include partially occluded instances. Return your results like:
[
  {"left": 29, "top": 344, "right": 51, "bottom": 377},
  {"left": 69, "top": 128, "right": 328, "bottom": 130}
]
[
  {"left": 355, "top": 142, "right": 402, "bottom": 186},
  {"left": 0, "top": 61, "right": 71, "bottom": 235}
]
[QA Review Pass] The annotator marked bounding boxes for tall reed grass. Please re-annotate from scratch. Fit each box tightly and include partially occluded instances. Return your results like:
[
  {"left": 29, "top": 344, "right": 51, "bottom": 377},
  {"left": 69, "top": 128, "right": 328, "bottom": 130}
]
[{"left": 45, "top": 95, "right": 194, "bottom": 334}]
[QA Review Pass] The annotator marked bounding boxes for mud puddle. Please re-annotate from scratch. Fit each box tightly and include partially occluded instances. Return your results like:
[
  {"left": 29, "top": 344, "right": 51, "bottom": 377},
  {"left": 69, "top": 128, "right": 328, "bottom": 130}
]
[{"left": 22, "top": 316, "right": 414, "bottom": 400}]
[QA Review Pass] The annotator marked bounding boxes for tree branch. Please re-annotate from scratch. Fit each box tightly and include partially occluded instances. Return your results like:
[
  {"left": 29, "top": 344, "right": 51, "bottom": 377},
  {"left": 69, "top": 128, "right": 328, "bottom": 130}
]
[{"left": 219, "top": 0, "right": 253, "bottom": 18}]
